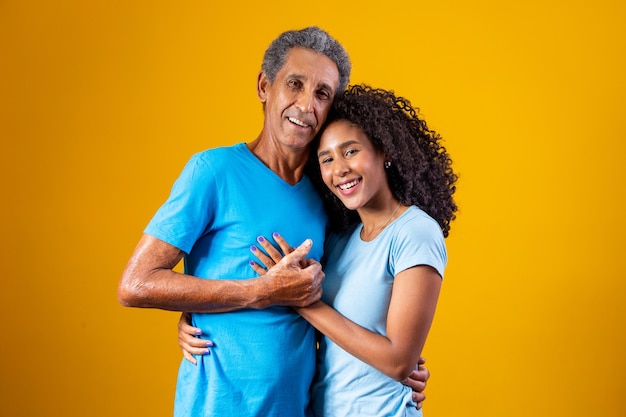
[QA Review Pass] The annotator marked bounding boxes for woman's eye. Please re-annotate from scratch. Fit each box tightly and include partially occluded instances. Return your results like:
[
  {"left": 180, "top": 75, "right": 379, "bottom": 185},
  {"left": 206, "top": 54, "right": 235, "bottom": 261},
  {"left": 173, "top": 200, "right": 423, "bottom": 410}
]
[{"left": 318, "top": 156, "right": 333, "bottom": 165}]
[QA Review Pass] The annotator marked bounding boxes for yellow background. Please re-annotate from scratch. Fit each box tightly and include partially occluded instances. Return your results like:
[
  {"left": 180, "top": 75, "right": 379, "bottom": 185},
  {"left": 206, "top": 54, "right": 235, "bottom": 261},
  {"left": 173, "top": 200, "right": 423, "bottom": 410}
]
[{"left": 1, "top": 1, "right": 624, "bottom": 416}]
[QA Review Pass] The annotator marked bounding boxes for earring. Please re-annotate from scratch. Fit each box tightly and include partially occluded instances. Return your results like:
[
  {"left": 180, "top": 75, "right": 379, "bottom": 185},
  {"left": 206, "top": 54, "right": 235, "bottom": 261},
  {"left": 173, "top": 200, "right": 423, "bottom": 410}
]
[{"left": 384, "top": 161, "right": 392, "bottom": 169}]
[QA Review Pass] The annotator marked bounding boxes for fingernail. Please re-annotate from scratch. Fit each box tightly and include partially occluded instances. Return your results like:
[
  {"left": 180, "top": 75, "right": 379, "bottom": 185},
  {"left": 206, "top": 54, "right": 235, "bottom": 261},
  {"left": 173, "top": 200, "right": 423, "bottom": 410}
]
[
  {"left": 257, "top": 236, "right": 265, "bottom": 243},
  {"left": 195, "top": 329, "right": 202, "bottom": 336},
  {"left": 203, "top": 349, "right": 210, "bottom": 355},
  {"left": 272, "top": 232, "right": 279, "bottom": 238},
  {"left": 250, "top": 245, "right": 257, "bottom": 252},
  {"left": 206, "top": 341, "right": 214, "bottom": 347},
  {"left": 249, "top": 261, "right": 255, "bottom": 267}
]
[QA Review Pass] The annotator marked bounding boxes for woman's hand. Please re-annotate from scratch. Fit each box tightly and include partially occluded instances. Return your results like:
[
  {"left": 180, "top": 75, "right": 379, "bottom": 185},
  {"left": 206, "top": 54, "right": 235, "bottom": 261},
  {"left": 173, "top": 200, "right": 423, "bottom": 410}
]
[
  {"left": 249, "top": 233, "right": 324, "bottom": 308},
  {"left": 402, "top": 356, "right": 430, "bottom": 409},
  {"left": 177, "top": 312, "right": 214, "bottom": 365},
  {"left": 249, "top": 232, "right": 294, "bottom": 275}
]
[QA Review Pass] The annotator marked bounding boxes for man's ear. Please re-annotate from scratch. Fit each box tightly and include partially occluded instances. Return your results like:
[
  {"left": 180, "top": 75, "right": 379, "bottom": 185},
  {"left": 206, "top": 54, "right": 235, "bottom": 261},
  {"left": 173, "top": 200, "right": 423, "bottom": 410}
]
[{"left": 257, "top": 71, "right": 269, "bottom": 103}]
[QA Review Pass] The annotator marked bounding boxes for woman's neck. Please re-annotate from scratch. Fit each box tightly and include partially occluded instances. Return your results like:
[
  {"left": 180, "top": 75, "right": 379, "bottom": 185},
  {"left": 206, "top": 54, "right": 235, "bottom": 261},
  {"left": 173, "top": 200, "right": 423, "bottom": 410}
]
[{"left": 359, "top": 200, "right": 406, "bottom": 241}]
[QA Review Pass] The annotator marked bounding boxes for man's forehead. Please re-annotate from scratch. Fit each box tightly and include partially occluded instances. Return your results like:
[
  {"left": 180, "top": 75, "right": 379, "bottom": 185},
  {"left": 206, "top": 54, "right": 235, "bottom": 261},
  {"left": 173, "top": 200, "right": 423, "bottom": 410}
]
[{"left": 281, "top": 48, "right": 339, "bottom": 87}]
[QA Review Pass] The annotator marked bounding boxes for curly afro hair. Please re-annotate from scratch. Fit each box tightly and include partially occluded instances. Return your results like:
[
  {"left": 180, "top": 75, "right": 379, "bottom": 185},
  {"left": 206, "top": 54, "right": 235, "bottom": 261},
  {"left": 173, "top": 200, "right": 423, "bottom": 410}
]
[{"left": 305, "top": 84, "right": 458, "bottom": 237}]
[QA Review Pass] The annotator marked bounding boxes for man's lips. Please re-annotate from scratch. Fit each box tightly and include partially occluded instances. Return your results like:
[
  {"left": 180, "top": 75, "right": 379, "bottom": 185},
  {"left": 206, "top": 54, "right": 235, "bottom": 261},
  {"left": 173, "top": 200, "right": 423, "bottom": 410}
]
[{"left": 287, "top": 115, "right": 315, "bottom": 129}]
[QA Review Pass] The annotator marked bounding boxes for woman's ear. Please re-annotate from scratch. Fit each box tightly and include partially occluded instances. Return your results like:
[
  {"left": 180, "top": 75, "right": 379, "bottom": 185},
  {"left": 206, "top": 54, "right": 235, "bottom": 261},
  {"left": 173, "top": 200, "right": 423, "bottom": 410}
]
[{"left": 257, "top": 71, "right": 268, "bottom": 103}]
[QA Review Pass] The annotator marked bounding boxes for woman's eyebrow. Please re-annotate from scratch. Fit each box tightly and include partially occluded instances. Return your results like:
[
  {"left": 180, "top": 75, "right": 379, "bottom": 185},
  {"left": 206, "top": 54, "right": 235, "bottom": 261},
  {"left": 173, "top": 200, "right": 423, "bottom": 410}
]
[
  {"left": 317, "top": 149, "right": 330, "bottom": 158},
  {"left": 317, "top": 140, "right": 360, "bottom": 158}
]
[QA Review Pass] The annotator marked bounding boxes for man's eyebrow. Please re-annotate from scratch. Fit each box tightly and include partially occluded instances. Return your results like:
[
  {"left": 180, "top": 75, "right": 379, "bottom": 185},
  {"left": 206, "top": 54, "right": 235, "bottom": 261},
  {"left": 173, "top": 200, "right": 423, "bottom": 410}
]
[
  {"left": 286, "top": 73, "right": 334, "bottom": 93},
  {"left": 318, "top": 81, "right": 334, "bottom": 93},
  {"left": 287, "top": 73, "right": 306, "bottom": 81}
]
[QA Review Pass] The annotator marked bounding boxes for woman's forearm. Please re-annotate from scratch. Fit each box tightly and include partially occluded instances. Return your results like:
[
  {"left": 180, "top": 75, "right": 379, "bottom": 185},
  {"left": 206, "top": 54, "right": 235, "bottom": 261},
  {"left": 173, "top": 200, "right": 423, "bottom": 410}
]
[{"left": 296, "top": 301, "right": 424, "bottom": 381}]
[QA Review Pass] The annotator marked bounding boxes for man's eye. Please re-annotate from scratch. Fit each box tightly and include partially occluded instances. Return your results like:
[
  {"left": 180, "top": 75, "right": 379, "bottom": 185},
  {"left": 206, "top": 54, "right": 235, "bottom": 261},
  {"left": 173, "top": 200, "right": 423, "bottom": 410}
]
[{"left": 317, "top": 90, "right": 331, "bottom": 100}]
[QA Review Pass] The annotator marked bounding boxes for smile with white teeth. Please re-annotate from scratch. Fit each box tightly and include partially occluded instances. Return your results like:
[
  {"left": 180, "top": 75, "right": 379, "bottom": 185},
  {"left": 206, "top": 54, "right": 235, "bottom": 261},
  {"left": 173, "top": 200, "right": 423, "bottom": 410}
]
[
  {"left": 337, "top": 178, "right": 360, "bottom": 190},
  {"left": 288, "top": 117, "right": 309, "bottom": 128}
]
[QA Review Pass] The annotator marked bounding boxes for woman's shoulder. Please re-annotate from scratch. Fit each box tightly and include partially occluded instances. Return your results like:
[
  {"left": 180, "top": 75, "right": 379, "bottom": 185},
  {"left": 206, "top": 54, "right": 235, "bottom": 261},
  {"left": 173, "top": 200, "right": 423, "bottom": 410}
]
[
  {"left": 393, "top": 206, "right": 444, "bottom": 240},
  {"left": 400, "top": 206, "right": 440, "bottom": 227}
]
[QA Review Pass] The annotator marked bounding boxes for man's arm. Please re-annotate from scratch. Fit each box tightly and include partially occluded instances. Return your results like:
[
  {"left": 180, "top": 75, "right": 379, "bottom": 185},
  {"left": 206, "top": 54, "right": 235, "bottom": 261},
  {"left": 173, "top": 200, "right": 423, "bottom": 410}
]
[{"left": 117, "top": 234, "right": 324, "bottom": 312}]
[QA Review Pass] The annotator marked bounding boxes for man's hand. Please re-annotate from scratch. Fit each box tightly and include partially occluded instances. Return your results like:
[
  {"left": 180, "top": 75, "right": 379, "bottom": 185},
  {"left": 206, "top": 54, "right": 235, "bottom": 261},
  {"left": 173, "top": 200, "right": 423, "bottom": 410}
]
[
  {"left": 402, "top": 357, "right": 430, "bottom": 409},
  {"left": 251, "top": 238, "right": 324, "bottom": 308}
]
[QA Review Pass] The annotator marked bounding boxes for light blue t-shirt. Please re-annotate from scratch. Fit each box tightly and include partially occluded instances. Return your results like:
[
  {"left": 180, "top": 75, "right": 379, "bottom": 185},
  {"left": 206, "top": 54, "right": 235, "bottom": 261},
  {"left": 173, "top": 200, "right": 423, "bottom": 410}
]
[
  {"left": 311, "top": 206, "right": 446, "bottom": 417},
  {"left": 145, "top": 143, "right": 327, "bottom": 417}
]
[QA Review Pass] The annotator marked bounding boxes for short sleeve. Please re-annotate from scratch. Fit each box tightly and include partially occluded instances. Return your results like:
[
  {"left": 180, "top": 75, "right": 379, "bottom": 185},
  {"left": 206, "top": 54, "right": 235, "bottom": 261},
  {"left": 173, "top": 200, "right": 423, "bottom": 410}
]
[
  {"left": 389, "top": 212, "right": 447, "bottom": 279},
  {"left": 144, "top": 153, "right": 217, "bottom": 254}
]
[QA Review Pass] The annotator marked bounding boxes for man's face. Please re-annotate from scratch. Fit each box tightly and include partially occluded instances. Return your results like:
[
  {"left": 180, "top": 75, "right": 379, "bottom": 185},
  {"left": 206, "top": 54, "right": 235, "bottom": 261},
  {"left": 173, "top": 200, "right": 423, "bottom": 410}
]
[{"left": 258, "top": 47, "right": 340, "bottom": 151}]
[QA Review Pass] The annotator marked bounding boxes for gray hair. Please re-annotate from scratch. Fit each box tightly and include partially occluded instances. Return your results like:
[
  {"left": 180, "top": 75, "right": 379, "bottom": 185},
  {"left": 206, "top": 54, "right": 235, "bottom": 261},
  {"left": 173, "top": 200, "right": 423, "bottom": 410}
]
[{"left": 261, "top": 26, "right": 351, "bottom": 96}]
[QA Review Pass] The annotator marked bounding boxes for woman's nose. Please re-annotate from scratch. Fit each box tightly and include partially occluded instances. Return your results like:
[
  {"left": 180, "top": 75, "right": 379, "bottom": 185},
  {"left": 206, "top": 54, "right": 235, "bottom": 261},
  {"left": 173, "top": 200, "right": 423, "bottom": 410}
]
[{"left": 333, "top": 159, "right": 349, "bottom": 176}]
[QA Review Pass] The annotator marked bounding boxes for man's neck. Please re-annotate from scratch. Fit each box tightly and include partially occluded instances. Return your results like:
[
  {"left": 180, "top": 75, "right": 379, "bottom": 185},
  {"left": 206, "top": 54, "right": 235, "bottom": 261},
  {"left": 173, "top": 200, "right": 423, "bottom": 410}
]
[{"left": 247, "top": 135, "right": 310, "bottom": 186}]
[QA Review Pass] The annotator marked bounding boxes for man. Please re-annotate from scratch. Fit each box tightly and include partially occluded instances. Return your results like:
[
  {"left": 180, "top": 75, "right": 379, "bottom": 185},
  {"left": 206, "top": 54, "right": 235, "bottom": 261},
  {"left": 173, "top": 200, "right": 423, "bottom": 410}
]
[{"left": 118, "top": 26, "right": 428, "bottom": 416}]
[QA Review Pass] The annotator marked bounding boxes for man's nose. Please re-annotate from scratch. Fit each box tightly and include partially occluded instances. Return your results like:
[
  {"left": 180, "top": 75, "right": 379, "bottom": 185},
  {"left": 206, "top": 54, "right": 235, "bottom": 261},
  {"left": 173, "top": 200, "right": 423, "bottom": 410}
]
[{"left": 295, "top": 90, "right": 314, "bottom": 113}]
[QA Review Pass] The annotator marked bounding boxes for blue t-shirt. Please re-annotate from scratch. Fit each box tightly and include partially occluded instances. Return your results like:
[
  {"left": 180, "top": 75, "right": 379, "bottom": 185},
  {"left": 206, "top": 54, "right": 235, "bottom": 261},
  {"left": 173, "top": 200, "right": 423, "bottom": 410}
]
[
  {"left": 144, "top": 143, "right": 327, "bottom": 417},
  {"left": 311, "top": 206, "right": 446, "bottom": 417}
]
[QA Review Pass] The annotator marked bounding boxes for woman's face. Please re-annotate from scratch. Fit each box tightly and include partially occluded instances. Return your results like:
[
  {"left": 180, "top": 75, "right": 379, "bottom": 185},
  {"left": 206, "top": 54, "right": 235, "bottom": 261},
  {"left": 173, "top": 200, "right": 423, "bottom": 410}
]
[{"left": 316, "top": 119, "right": 391, "bottom": 211}]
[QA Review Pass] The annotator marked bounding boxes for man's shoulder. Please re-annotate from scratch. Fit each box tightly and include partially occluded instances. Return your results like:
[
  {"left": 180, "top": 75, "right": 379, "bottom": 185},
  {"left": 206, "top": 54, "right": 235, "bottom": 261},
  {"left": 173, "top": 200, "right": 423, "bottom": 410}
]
[
  {"left": 189, "top": 143, "right": 247, "bottom": 167},
  {"left": 193, "top": 142, "right": 244, "bottom": 158}
]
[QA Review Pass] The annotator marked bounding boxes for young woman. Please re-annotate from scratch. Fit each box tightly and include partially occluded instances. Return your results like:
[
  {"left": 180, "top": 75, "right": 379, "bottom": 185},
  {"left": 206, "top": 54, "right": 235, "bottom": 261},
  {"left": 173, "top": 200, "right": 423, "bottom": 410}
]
[{"left": 180, "top": 85, "right": 457, "bottom": 416}]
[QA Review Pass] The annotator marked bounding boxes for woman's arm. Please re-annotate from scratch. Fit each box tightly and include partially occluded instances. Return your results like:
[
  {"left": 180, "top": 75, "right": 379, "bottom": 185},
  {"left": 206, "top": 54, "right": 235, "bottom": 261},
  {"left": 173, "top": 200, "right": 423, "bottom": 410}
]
[
  {"left": 250, "top": 232, "right": 441, "bottom": 381},
  {"left": 177, "top": 232, "right": 433, "bottom": 408},
  {"left": 295, "top": 265, "right": 441, "bottom": 381}
]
